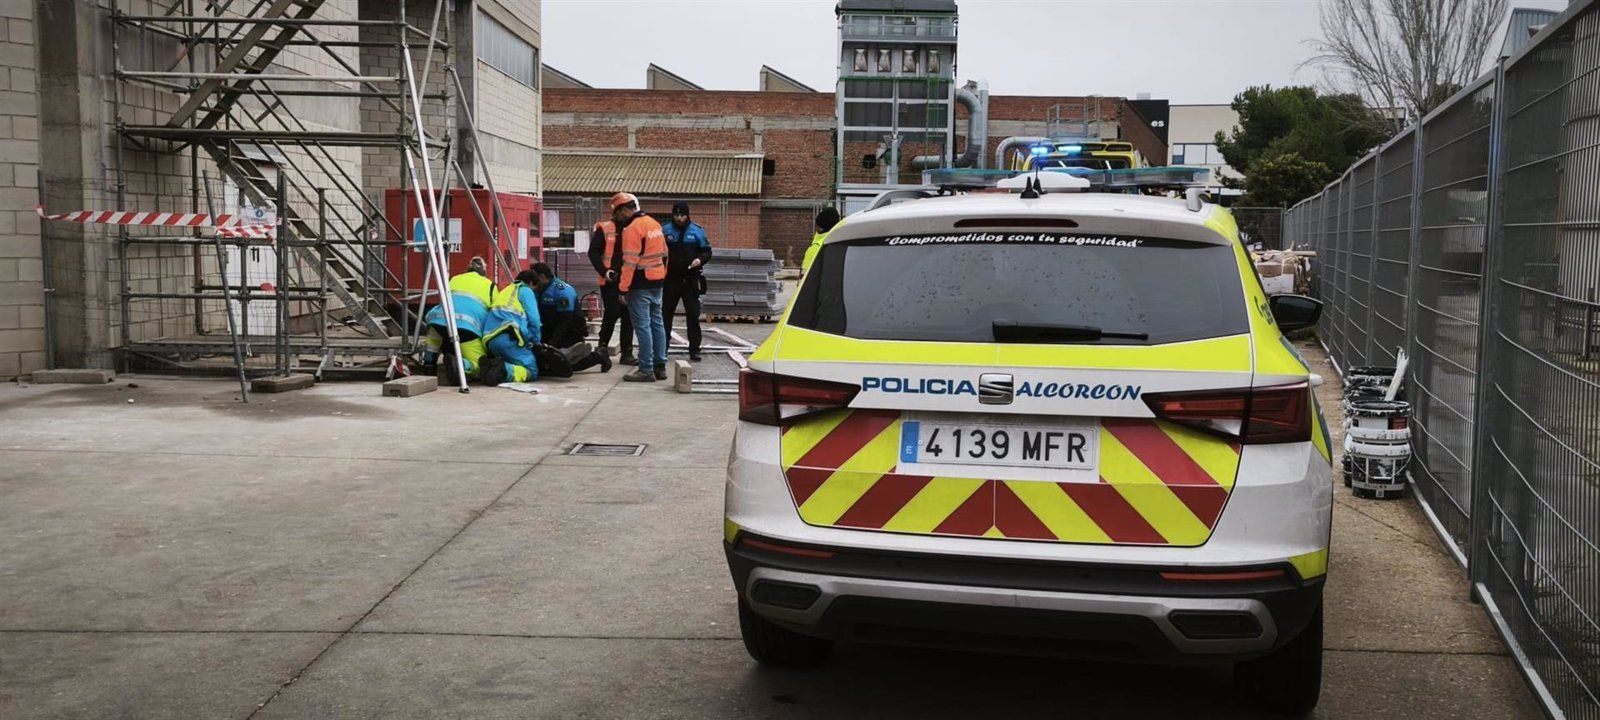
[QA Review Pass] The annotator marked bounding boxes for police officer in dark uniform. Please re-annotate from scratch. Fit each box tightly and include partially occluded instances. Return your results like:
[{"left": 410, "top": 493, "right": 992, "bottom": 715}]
[{"left": 660, "top": 201, "right": 713, "bottom": 361}]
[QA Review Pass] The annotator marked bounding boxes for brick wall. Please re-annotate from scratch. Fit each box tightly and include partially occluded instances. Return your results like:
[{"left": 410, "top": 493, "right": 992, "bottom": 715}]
[
  {"left": 0, "top": 0, "right": 41, "bottom": 378},
  {"left": 636, "top": 199, "right": 762, "bottom": 250},
  {"left": 549, "top": 198, "right": 763, "bottom": 250},
  {"left": 541, "top": 87, "right": 1164, "bottom": 264},
  {"left": 636, "top": 128, "right": 756, "bottom": 151},
  {"left": 1114, "top": 99, "right": 1167, "bottom": 166},
  {"left": 763, "top": 129, "right": 834, "bottom": 198},
  {"left": 761, "top": 207, "right": 820, "bottom": 268},
  {"left": 544, "top": 125, "right": 628, "bottom": 148},
  {"left": 543, "top": 88, "right": 835, "bottom": 117}
]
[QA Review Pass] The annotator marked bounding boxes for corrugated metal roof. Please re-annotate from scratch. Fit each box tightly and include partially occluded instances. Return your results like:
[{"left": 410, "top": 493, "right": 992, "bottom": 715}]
[{"left": 543, "top": 150, "right": 765, "bottom": 197}]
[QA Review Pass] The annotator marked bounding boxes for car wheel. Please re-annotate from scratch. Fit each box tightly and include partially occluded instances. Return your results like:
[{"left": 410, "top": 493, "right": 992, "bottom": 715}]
[
  {"left": 1235, "top": 602, "right": 1323, "bottom": 716},
  {"left": 737, "top": 598, "right": 832, "bottom": 668}
]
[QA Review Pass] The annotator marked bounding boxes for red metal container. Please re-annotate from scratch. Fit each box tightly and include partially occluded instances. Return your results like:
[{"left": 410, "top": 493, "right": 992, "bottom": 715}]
[{"left": 383, "top": 188, "right": 544, "bottom": 295}]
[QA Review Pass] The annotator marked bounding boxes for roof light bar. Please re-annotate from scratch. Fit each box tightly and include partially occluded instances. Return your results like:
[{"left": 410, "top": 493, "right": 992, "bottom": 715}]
[{"left": 921, "top": 166, "right": 1214, "bottom": 192}]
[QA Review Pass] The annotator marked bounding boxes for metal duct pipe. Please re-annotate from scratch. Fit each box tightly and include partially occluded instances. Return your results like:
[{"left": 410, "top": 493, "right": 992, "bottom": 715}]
[
  {"left": 913, "top": 80, "right": 989, "bottom": 170},
  {"left": 957, "top": 80, "right": 988, "bottom": 169},
  {"left": 992, "top": 135, "right": 1051, "bottom": 172}
]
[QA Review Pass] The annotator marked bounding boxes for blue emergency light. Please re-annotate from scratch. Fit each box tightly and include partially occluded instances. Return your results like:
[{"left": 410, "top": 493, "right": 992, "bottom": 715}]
[
  {"left": 921, "top": 166, "right": 1213, "bottom": 191},
  {"left": 1029, "top": 144, "right": 1051, "bottom": 156}
]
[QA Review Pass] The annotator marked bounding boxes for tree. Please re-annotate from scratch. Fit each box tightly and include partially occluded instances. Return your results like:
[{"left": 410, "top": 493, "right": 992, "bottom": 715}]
[
  {"left": 1309, "top": 0, "right": 1508, "bottom": 128},
  {"left": 1240, "top": 153, "right": 1334, "bottom": 208},
  {"left": 1213, "top": 85, "right": 1387, "bottom": 205}
]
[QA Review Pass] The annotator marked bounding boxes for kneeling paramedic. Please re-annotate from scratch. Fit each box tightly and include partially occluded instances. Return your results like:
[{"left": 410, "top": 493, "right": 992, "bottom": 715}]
[
  {"left": 423, "top": 256, "right": 494, "bottom": 383},
  {"left": 477, "top": 269, "right": 543, "bottom": 386}
]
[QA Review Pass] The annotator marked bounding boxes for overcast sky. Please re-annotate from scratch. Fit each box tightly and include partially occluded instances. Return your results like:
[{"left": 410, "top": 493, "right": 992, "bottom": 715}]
[{"left": 543, "top": 0, "right": 1571, "bottom": 104}]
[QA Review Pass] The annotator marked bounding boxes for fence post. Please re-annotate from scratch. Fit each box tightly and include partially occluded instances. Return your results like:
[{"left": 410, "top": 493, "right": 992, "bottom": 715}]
[
  {"left": 1404, "top": 122, "right": 1426, "bottom": 409},
  {"left": 1369, "top": 153, "right": 1382, "bottom": 363},
  {"left": 1465, "top": 58, "right": 1509, "bottom": 592}
]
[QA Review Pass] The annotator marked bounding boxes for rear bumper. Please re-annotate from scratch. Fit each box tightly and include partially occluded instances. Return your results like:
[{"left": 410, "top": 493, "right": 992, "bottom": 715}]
[{"left": 726, "top": 537, "right": 1323, "bottom": 663}]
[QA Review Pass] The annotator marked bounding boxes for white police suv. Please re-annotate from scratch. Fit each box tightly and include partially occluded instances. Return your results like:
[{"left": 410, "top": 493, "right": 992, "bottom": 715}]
[{"left": 724, "top": 169, "right": 1333, "bottom": 715}]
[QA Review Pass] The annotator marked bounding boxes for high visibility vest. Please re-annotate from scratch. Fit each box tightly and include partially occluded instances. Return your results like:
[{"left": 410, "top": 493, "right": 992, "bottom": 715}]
[
  {"left": 595, "top": 220, "right": 618, "bottom": 286},
  {"left": 448, "top": 271, "right": 495, "bottom": 307},
  {"left": 482, "top": 282, "right": 538, "bottom": 346},
  {"left": 618, "top": 214, "right": 667, "bottom": 292},
  {"left": 426, "top": 272, "right": 493, "bottom": 340}
]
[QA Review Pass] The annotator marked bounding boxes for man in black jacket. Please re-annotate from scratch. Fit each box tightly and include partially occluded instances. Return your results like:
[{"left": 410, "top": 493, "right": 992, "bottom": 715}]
[
  {"left": 660, "top": 201, "right": 713, "bottom": 361},
  {"left": 585, "top": 215, "right": 634, "bottom": 365}
]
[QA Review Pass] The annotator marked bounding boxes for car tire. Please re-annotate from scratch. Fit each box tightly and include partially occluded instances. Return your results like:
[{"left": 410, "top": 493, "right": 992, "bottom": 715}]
[
  {"left": 1235, "top": 601, "right": 1323, "bottom": 716},
  {"left": 737, "top": 598, "right": 833, "bottom": 668}
]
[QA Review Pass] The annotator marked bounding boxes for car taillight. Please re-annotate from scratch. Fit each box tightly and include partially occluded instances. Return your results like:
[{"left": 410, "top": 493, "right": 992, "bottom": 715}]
[
  {"left": 1143, "top": 382, "right": 1310, "bottom": 444},
  {"left": 738, "top": 368, "right": 859, "bottom": 426}
]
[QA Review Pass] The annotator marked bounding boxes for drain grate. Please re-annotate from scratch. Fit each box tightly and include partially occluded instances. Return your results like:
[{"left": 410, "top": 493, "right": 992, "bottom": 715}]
[{"left": 567, "top": 442, "right": 648, "bottom": 457}]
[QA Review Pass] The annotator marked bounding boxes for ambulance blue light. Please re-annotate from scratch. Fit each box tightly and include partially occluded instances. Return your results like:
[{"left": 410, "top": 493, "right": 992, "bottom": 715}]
[
  {"left": 1058, "top": 144, "right": 1083, "bottom": 153},
  {"left": 1029, "top": 145, "right": 1051, "bottom": 156}
]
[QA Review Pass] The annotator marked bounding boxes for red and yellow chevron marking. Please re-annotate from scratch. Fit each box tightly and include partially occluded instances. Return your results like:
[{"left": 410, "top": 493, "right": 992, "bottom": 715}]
[{"left": 779, "top": 410, "right": 1240, "bottom": 546}]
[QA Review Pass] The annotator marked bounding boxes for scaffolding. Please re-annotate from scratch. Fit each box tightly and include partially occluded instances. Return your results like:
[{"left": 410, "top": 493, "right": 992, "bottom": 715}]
[
  {"left": 1045, "top": 97, "right": 1109, "bottom": 142},
  {"left": 107, "top": 0, "right": 511, "bottom": 389}
]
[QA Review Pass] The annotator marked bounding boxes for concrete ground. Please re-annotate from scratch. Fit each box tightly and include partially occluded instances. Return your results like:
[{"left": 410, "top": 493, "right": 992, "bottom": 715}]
[{"left": 0, "top": 335, "right": 1542, "bottom": 719}]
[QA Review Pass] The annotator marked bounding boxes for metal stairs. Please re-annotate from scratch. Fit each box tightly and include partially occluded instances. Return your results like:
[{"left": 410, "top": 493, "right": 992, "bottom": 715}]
[{"left": 164, "top": 0, "right": 330, "bottom": 131}]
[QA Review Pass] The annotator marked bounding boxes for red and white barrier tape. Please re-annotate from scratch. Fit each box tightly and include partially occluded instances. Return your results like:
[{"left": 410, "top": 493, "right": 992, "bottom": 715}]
[
  {"left": 215, "top": 225, "right": 276, "bottom": 238},
  {"left": 35, "top": 204, "right": 275, "bottom": 236}
]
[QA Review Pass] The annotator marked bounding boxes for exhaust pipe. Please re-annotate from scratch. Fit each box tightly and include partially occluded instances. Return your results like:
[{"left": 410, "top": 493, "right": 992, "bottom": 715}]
[
  {"left": 993, "top": 136, "right": 1052, "bottom": 172},
  {"left": 913, "top": 80, "right": 989, "bottom": 170}
]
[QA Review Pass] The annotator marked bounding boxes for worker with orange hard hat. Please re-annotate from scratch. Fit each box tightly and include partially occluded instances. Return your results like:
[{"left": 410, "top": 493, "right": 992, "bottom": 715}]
[{"left": 605, "top": 192, "right": 669, "bottom": 382}]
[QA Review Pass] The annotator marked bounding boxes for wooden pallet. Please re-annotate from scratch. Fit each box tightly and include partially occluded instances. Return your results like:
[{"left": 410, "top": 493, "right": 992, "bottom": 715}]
[{"left": 705, "top": 314, "right": 775, "bottom": 324}]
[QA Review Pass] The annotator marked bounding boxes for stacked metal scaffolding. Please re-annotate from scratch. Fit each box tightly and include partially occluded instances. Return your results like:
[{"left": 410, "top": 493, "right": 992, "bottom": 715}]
[{"left": 108, "top": 0, "right": 510, "bottom": 390}]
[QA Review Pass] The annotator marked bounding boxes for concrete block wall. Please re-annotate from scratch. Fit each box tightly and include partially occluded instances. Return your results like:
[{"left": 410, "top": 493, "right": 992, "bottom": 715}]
[
  {"left": 358, "top": 0, "right": 456, "bottom": 198},
  {"left": 476, "top": 0, "right": 542, "bottom": 195},
  {"left": 0, "top": 0, "right": 42, "bottom": 379},
  {"left": 477, "top": 67, "right": 541, "bottom": 193}
]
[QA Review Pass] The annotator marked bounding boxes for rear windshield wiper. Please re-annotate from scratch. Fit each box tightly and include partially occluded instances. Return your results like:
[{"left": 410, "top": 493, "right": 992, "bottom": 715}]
[{"left": 992, "top": 320, "right": 1149, "bottom": 343}]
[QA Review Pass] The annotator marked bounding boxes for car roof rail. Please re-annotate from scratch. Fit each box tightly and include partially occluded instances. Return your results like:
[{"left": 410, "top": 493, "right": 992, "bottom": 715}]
[{"left": 864, "top": 188, "right": 936, "bottom": 213}]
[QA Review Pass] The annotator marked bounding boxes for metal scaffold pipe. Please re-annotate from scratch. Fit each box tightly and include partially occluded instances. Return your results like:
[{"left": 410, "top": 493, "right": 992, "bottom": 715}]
[{"left": 401, "top": 20, "right": 468, "bottom": 394}]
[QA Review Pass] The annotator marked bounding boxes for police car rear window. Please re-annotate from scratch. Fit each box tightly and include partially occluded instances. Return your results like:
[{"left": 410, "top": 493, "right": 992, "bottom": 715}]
[{"left": 789, "top": 232, "right": 1249, "bottom": 345}]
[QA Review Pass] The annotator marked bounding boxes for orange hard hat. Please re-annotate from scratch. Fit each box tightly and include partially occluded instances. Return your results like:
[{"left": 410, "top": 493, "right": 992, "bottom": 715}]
[{"left": 609, "top": 192, "right": 638, "bottom": 212}]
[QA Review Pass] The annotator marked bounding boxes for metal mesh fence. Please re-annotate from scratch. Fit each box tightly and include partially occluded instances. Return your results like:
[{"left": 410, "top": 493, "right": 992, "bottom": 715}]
[
  {"left": 1481, "top": 7, "right": 1600, "bottom": 713},
  {"left": 1413, "top": 76, "right": 1496, "bottom": 552},
  {"left": 1346, "top": 157, "right": 1377, "bottom": 367},
  {"left": 1319, "top": 182, "right": 1347, "bottom": 367},
  {"left": 1282, "top": 3, "right": 1599, "bottom": 714},
  {"left": 1372, "top": 131, "right": 1416, "bottom": 366}
]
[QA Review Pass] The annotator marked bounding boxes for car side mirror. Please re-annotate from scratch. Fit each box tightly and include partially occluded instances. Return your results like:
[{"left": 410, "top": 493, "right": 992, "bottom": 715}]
[{"left": 1269, "top": 294, "right": 1322, "bottom": 332}]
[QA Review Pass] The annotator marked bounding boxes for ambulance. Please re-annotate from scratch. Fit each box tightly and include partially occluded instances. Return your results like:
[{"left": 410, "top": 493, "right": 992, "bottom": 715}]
[
  {"left": 1010, "top": 140, "right": 1146, "bottom": 172},
  {"left": 724, "top": 168, "right": 1333, "bottom": 715}
]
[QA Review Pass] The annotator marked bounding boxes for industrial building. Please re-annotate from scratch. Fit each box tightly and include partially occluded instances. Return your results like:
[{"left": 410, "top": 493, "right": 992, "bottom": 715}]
[
  {"left": 537, "top": 0, "right": 1167, "bottom": 264},
  {"left": 1, "top": 0, "right": 1166, "bottom": 379},
  {"left": 539, "top": 85, "right": 1166, "bottom": 265}
]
